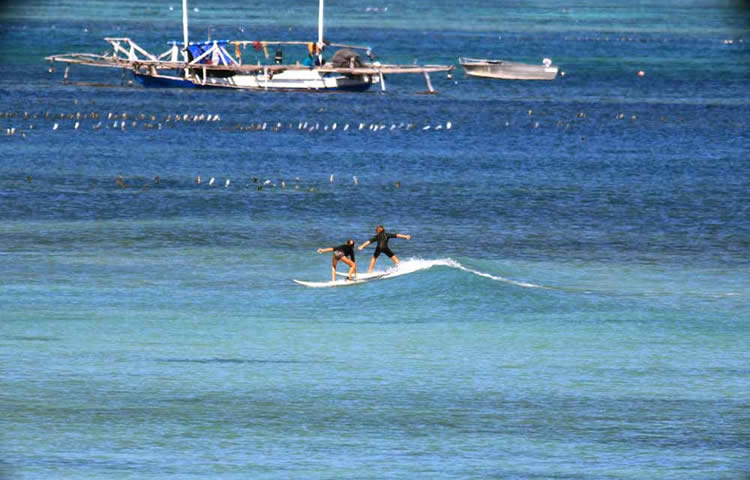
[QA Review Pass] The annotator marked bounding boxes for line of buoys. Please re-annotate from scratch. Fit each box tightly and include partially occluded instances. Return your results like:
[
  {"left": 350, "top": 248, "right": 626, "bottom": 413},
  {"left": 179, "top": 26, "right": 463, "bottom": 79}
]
[
  {"left": 561, "top": 35, "right": 722, "bottom": 44},
  {"left": 48, "top": 174, "right": 410, "bottom": 195},
  {"left": 226, "top": 122, "right": 449, "bottom": 133},
  {"left": 2, "top": 112, "right": 460, "bottom": 135},
  {"left": 117, "top": 175, "right": 386, "bottom": 188},
  {"left": 1, "top": 107, "right": 668, "bottom": 140}
]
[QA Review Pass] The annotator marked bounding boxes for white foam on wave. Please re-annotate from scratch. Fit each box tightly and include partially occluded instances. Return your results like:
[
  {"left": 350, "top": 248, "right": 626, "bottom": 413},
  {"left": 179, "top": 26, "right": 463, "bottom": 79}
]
[{"left": 381, "top": 257, "right": 545, "bottom": 289}]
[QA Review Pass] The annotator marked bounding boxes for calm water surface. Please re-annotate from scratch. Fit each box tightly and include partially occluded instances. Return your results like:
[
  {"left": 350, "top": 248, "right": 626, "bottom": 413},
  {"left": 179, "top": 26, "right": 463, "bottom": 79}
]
[{"left": 1, "top": 1, "right": 748, "bottom": 478}]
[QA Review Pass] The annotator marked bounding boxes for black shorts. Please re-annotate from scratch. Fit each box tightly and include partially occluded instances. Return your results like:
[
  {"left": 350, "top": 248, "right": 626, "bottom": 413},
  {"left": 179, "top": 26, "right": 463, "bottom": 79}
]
[
  {"left": 373, "top": 246, "right": 395, "bottom": 258},
  {"left": 333, "top": 250, "right": 346, "bottom": 260}
]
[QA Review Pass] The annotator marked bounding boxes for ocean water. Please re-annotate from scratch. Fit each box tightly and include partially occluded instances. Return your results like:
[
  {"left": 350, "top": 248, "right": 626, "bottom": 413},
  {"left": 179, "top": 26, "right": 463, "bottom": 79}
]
[{"left": 1, "top": 1, "right": 749, "bottom": 478}]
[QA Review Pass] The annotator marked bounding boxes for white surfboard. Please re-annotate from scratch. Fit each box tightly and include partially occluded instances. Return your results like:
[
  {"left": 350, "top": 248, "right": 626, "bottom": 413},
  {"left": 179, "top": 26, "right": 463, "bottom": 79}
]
[
  {"left": 335, "top": 271, "right": 391, "bottom": 280},
  {"left": 293, "top": 278, "right": 368, "bottom": 288}
]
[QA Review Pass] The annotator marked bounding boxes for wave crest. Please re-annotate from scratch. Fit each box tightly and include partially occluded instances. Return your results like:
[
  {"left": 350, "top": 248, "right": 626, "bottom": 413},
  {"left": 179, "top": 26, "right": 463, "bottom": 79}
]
[{"left": 383, "top": 258, "right": 545, "bottom": 289}]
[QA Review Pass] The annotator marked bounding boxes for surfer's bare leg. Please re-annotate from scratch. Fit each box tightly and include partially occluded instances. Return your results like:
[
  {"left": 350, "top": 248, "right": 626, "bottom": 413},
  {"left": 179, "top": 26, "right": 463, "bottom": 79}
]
[
  {"left": 331, "top": 257, "right": 339, "bottom": 281},
  {"left": 368, "top": 256, "right": 377, "bottom": 273},
  {"left": 340, "top": 257, "right": 357, "bottom": 280},
  {"left": 391, "top": 255, "right": 400, "bottom": 267}
]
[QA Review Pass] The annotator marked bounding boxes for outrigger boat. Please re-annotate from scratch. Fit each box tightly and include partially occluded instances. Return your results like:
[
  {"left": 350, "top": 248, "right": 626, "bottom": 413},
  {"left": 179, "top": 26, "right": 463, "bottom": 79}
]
[{"left": 46, "top": 0, "right": 453, "bottom": 93}]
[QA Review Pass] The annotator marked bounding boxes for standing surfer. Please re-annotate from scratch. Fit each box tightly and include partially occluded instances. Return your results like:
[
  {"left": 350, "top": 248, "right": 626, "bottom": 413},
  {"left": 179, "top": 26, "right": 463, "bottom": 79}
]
[
  {"left": 317, "top": 239, "right": 357, "bottom": 281},
  {"left": 358, "top": 225, "right": 411, "bottom": 272}
]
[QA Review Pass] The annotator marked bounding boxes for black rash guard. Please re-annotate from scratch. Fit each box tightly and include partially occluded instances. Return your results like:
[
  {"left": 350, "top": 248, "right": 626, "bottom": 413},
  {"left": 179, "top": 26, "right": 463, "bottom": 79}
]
[
  {"left": 333, "top": 244, "right": 355, "bottom": 261},
  {"left": 369, "top": 231, "right": 398, "bottom": 249},
  {"left": 369, "top": 231, "right": 398, "bottom": 258}
]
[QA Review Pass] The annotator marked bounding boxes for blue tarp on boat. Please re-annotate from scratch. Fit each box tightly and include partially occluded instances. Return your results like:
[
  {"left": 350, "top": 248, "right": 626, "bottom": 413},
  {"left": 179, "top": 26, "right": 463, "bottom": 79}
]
[{"left": 168, "top": 40, "right": 234, "bottom": 65}]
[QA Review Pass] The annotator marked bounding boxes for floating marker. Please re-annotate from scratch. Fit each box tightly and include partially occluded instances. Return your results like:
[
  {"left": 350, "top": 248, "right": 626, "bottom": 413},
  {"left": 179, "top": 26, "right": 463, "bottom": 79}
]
[
  {"left": 225, "top": 179, "right": 230, "bottom": 187},
  {"left": 446, "top": 121, "right": 452, "bottom": 129},
  {"left": 209, "top": 177, "right": 215, "bottom": 186},
  {"left": 329, "top": 174, "right": 334, "bottom": 183},
  {"left": 52, "top": 123, "right": 58, "bottom": 130},
  {"left": 353, "top": 175, "right": 358, "bottom": 185}
]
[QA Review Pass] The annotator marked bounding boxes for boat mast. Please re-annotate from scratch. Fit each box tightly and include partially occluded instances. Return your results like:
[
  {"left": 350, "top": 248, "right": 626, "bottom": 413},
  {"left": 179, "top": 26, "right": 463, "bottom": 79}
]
[
  {"left": 317, "top": 0, "right": 324, "bottom": 48},
  {"left": 182, "top": 0, "right": 189, "bottom": 53}
]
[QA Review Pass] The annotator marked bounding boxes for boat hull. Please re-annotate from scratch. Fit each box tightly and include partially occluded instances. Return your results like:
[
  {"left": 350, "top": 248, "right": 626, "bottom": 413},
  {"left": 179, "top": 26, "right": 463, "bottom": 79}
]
[
  {"left": 199, "top": 69, "right": 375, "bottom": 91},
  {"left": 136, "top": 69, "right": 375, "bottom": 92},
  {"left": 459, "top": 58, "right": 558, "bottom": 81},
  {"left": 134, "top": 73, "right": 197, "bottom": 88}
]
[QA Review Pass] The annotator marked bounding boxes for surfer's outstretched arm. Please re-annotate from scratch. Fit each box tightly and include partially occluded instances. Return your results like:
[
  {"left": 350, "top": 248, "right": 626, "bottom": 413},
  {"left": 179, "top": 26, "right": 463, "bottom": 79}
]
[
  {"left": 395, "top": 233, "right": 411, "bottom": 240},
  {"left": 317, "top": 247, "right": 333, "bottom": 254},
  {"left": 358, "top": 240, "right": 371, "bottom": 251}
]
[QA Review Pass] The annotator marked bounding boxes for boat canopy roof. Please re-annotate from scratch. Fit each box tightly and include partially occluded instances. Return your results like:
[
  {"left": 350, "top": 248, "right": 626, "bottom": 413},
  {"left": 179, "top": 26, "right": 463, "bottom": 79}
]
[
  {"left": 167, "top": 40, "right": 231, "bottom": 47},
  {"left": 167, "top": 40, "right": 234, "bottom": 65}
]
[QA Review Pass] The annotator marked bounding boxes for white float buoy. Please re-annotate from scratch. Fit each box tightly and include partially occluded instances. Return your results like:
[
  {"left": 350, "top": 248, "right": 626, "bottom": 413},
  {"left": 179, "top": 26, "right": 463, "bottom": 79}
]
[
  {"left": 353, "top": 175, "right": 358, "bottom": 185},
  {"left": 225, "top": 179, "right": 230, "bottom": 187},
  {"left": 329, "top": 174, "right": 334, "bottom": 183},
  {"left": 52, "top": 123, "right": 58, "bottom": 130},
  {"left": 209, "top": 177, "right": 215, "bottom": 186},
  {"left": 446, "top": 121, "right": 452, "bottom": 130}
]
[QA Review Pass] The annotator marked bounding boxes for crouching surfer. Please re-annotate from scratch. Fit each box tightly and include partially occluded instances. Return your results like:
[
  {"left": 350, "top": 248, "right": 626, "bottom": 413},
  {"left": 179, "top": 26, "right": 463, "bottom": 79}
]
[{"left": 317, "top": 239, "right": 357, "bottom": 281}]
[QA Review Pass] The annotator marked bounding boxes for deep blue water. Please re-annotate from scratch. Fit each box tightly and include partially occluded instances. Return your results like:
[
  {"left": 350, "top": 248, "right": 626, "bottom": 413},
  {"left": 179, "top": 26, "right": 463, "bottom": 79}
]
[{"left": 1, "top": 1, "right": 749, "bottom": 479}]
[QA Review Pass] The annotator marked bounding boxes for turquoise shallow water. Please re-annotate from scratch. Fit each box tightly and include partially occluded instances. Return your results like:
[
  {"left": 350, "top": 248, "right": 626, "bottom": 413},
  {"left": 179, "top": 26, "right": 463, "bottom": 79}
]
[{"left": 1, "top": 1, "right": 749, "bottom": 478}]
